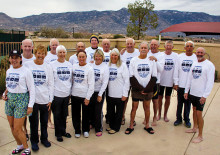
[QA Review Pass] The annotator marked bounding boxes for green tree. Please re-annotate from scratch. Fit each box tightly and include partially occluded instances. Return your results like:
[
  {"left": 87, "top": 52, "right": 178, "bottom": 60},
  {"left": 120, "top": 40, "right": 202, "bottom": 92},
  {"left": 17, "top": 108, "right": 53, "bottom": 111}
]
[
  {"left": 127, "top": 0, "right": 158, "bottom": 40},
  {"left": 40, "top": 27, "right": 69, "bottom": 38}
]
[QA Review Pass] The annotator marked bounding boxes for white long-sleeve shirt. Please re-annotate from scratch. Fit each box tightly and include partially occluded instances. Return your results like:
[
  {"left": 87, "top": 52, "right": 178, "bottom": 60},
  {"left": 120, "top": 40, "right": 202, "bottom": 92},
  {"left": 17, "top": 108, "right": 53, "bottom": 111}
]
[
  {"left": 91, "top": 62, "right": 109, "bottom": 96},
  {"left": 177, "top": 53, "right": 197, "bottom": 88},
  {"left": 22, "top": 54, "right": 35, "bottom": 65},
  {"left": 72, "top": 63, "right": 94, "bottom": 100},
  {"left": 6, "top": 66, "right": 35, "bottom": 107},
  {"left": 185, "top": 59, "right": 215, "bottom": 98},
  {"left": 69, "top": 53, "right": 91, "bottom": 65},
  {"left": 120, "top": 48, "right": 140, "bottom": 69},
  {"left": 147, "top": 50, "right": 165, "bottom": 84},
  {"left": 160, "top": 51, "right": 179, "bottom": 87},
  {"left": 108, "top": 63, "right": 130, "bottom": 98},
  {"left": 24, "top": 61, "right": 54, "bottom": 104},
  {"left": 103, "top": 51, "right": 111, "bottom": 64},
  {"left": 85, "top": 47, "right": 103, "bottom": 61},
  {"left": 50, "top": 60, "right": 73, "bottom": 97},
  {"left": 44, "top": 52, "right": 58, "bottom": 64},
  {"left": 129, "top": 56, "right": 157, "bottom": 88}
]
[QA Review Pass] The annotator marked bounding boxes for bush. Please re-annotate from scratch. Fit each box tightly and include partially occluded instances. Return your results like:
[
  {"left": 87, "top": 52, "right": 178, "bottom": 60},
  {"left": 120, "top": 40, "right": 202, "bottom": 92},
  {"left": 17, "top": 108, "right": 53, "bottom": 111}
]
[
  {"left": 113, "top": 34, "right": 125, "bottom": 39},
  {"left": 0, "top": 73, "right": 6, "bottom": 97}
]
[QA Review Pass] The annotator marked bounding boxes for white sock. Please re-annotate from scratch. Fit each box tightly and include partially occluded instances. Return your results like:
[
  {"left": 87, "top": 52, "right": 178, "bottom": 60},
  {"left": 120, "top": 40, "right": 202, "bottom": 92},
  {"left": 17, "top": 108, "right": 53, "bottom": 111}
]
[{"left": 17, "top": 144, "right": 23, "bottom": 149}]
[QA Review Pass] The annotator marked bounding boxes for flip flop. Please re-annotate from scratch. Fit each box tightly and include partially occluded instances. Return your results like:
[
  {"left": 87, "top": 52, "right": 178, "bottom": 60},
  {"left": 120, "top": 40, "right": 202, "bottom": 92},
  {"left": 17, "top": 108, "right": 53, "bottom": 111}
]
[
  {"left": 125, "top": 128, "right": 134, "bottom": 135},
  {"left": 144, "top": 127, "right": 154, "bottom": 134}
]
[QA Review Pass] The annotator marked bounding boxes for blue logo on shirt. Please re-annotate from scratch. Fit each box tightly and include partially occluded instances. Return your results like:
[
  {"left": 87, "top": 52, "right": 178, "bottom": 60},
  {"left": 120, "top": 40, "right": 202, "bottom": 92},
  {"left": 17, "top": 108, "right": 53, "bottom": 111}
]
[
  {"left": 32, "top": 70, "right": 46, "bottom": 86},
  {"left": 57, "top": 67, "right": 71, "bottom": 81},
  {"left": 103, "top": 56, "right": 110, "bottom": 63},
  {"left": 137, "top": 64, "right": 150, "bottom": 78},
  {"left": 6, "top": 73, "right": 20, "bottom": 89},
  {"left": 126, "top": 57, "right": 133, "bottom": 68},
  {"left": 94, "top": 69, "right": 101, "bottom": 82},
  {"left": 109, "top": 68, "right": 117, "bottom": 81},
  {"left": 164, "top": 59, "right": 174, "bottom": 71},
  {"left": 182, "top": 60, "right": 193, "bottom": 72},
  {"left": 192, "top": 66, "right": 202, "bottom": 79},
  {"left": 73, "top": 70, "right": 84, "bottom": 83}
]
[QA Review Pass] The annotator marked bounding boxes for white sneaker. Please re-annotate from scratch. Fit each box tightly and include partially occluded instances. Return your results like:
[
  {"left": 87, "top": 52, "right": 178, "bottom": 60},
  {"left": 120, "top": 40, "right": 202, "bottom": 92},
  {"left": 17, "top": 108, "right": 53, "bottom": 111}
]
[
  {"left": 75, "top": 134, "right": 81, "bottom": 138},
  {"left": 83, "top": 132, "right": 89, "bottom": 138}
]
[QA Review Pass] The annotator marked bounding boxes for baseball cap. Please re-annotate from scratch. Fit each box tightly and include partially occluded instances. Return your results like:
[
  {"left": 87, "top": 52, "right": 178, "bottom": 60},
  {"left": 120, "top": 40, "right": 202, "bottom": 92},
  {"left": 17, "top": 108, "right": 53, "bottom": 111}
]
[{"left": 9, "top": 50, "right": 21, "bottom": 57}]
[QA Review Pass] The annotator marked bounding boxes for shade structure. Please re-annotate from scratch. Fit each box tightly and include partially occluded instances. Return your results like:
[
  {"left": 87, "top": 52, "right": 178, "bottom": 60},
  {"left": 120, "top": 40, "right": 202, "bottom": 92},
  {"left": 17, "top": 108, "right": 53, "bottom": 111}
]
[{"left": 160, "top": 22, "right": 220, "bottom": 36}]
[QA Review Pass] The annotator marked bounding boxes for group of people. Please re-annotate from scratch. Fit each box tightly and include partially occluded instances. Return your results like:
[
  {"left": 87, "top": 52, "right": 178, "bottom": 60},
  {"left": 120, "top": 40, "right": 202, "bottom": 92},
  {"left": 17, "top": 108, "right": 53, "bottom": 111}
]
[{"left": 2, "top": 35, "right": 215, "bottom": 155}]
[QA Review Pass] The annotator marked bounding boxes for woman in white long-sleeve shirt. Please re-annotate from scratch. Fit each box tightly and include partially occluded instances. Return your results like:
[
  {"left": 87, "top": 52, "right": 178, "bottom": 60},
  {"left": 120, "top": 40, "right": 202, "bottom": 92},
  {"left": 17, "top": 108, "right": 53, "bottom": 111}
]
[
  {"left": 50, "top": 45, "right": 72, "bottom": 142},
  {"left": 89, "top": 49, "right": 109, "bottom": 137},
  {"left": 107, "top": 48, "right": 130, "bottom": 134},
  {"left": 3, "top": 50, "right": 35, "bottom": 155},
  {"left": 71, "top": 50, "right": 94, "bottom": 138},
  {"left": 24, "top": 45, "right": 54, "bottom": 151}
]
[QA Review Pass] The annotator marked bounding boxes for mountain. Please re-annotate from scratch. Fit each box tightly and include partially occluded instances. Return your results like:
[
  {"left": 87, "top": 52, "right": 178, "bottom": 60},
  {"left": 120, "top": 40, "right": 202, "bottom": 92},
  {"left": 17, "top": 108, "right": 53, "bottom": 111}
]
[{"left": 1, "top": 8, "right": 220, "bottom": 35}]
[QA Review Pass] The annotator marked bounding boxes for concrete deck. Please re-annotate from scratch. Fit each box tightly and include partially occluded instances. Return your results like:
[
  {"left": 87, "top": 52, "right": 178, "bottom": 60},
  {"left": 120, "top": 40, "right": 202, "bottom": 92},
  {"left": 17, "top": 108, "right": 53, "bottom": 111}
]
[{"left": 0, "top": 83, "right": 220, "bottom": 155}]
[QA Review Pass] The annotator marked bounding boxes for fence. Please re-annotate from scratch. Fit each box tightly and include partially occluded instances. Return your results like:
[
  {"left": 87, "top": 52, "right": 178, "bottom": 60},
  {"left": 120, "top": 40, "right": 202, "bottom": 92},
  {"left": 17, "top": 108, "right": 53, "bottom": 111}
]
[{"left": 0, "top": 30, "right": 25, "bottom": 42}]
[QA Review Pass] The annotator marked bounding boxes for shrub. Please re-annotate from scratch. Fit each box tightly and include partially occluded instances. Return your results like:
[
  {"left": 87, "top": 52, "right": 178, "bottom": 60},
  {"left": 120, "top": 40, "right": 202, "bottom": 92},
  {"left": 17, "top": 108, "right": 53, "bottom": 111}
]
[{"left": 113, "top": 34, "right": 125, "bottom": 39}]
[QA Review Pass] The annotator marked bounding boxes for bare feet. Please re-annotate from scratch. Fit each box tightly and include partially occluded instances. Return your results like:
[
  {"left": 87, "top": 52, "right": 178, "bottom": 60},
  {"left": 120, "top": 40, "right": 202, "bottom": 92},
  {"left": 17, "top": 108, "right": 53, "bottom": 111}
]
[
  {"left": 185, "top": 128, "right": 197, "bottom": 133},
  {"left": 192, "top": 136, "right": 203, "bottom": 143},
  {"left": 151, "top": 117, "right": 157, "bottom": 126},
  {"left": 48, "top": 122, "right": 54, "bottom": 129},
  {"left": 157, "top": 115, "right": 161, "bottom": 121},
  {"left": 164, "top": 116, "right": 169, "bottom": 122}
]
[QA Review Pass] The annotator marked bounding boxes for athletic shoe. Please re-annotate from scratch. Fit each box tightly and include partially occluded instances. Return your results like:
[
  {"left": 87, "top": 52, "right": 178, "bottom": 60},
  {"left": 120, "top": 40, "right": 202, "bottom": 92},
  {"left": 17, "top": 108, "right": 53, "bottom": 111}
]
[
  {"left": 185, "top": 122, "right": 191, "bottom": 128},
  {"left": 41, "top": 140, "right": 51, "bottom": 148},
  {"left": 174, "top": 120, "right": 182, "bottom": 126},
  {"left": 83, "top": 132, "right": 89, "bottom": 138},
  {"left": 75, "top": 134, "right": 81, "bottom": 138},
  {"left": 31, "top": 143, "right": 39, "bottom": 151}
]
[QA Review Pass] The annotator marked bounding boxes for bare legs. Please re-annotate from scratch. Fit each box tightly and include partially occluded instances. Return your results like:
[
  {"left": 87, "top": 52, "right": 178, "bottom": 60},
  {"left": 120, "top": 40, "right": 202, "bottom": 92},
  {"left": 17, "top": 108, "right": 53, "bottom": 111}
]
[
  {"left": 7, "top": 116, "right": 28, "bottom": 149},
  {"left": 152, "top": 99, "right": 158, "bottom": 126},
  {"left": 186, "top": 107, "right": 198, "bottom": 133},
  {"left": 158, "top": 95, "right": 171, "bottom": 122}
]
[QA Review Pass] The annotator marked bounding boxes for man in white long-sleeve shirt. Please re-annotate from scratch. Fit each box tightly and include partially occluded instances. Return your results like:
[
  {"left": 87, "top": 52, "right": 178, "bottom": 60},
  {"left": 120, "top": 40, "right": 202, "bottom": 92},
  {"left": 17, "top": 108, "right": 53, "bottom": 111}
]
[
  {"left": 158, "top": 40, "right": 178, "bottom": 122},
  {"left": 44, "top": 38, "right": 59, "bottom": 64},
  {"left": 21, "top": 39, "right": 36, "bottom": 64},
  {"left": 184, "top": 47, "right": 215, "bottom": 143},
  {"left": 69, "top": 42, "right": 91, "bottom": 65},
  {"left": 174, "top": 41, "right": 197, "bottom": 128},
  {"left": 147, "top": 39, "right": 165, "bottom": 126},
  {"left": 85, "top": 35, "right": 102, "bottom": 62},
  {"left": 120, "top": 38, "right": 140, "bottom": 125}
]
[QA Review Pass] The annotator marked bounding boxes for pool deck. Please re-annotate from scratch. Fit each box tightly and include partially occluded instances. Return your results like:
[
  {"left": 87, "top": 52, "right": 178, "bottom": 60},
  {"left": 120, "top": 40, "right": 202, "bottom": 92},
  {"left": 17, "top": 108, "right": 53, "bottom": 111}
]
[{"left": 0, "top": 83, "right": 220, "bottom": 155}]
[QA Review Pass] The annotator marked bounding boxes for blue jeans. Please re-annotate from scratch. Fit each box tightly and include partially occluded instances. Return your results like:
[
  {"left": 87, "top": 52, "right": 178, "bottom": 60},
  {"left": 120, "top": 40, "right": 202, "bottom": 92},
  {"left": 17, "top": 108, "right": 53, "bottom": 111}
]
[{"left": 176, "top": 87, "right": 191, "bottom": 123}]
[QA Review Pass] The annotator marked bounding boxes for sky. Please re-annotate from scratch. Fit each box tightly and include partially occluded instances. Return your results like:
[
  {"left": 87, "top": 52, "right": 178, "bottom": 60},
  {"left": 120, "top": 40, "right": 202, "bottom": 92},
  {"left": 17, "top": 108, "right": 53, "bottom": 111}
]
[{"left": 1, "top": 0, "right": 220, "bottom": 18}]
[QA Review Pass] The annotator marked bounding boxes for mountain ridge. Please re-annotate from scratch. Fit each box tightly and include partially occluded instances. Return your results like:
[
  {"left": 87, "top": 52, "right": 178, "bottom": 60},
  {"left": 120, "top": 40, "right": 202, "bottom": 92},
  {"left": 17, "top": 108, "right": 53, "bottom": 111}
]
[{"left": 1, "top": 8, "right": 220, "bottom": 36}]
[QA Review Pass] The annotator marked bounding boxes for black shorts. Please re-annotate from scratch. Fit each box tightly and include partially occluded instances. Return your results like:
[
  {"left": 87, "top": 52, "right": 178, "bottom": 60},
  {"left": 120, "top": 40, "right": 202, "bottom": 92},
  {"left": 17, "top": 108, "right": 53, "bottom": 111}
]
[
  {"left": 188, "top": 94, "right": 205, "bottom": 111},
  {"left": 159, "top": 86, "right": 173, "bottom": 96},
  {"left": 152, "top": 84, "right": 159, "bottom": 100}
]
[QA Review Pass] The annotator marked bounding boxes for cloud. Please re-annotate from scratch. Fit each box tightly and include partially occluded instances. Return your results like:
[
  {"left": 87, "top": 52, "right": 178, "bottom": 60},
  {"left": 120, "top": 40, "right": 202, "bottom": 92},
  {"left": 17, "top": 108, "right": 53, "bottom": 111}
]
[{"left": 1, "top": 0, "right": 220, "bottom": 18}]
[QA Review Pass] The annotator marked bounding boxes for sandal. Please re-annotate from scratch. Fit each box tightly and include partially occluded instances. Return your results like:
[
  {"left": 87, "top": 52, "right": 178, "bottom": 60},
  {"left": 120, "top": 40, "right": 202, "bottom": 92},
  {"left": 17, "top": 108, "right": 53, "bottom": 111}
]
[
  {"left": 144, "top": 127, "right": 155, "bottom": 134},
  {"left": 12, "top": 148, "right": 24, "bottom": 154},
  {"left": 125, "top": 128, "right": 134, "bottom": 135},
  {"left": 21, "top": 149, "right": 31, "bottom": 155},
  {"left": 108, "top": 129, "right": 117, "bottom": 134},
  {"left": 96, "top": 132, "right": 102, "bottom": 137}
]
